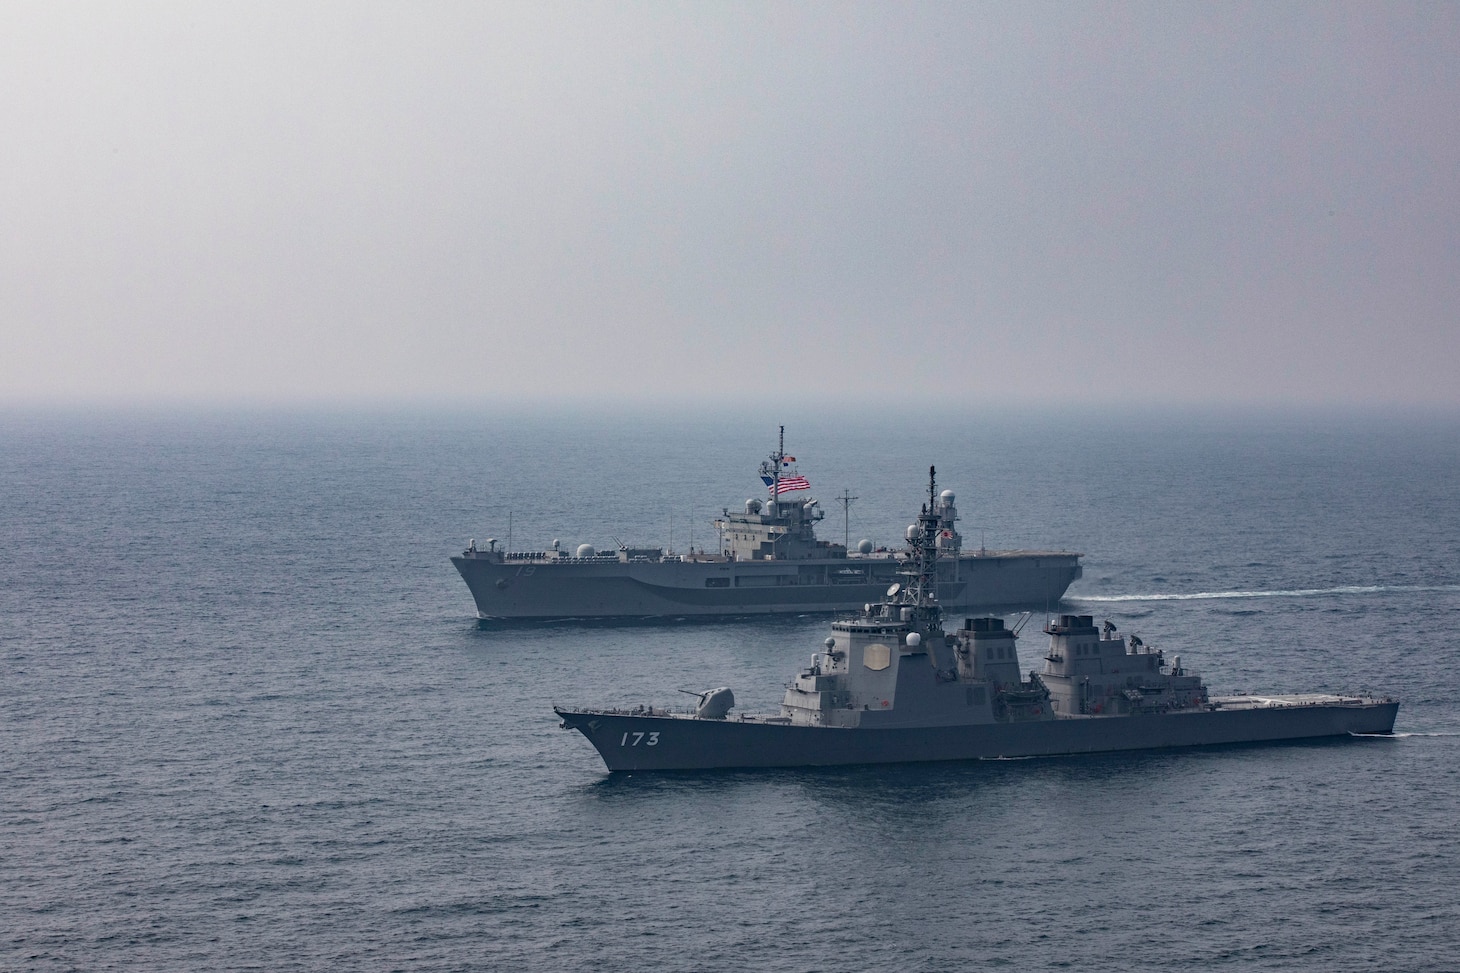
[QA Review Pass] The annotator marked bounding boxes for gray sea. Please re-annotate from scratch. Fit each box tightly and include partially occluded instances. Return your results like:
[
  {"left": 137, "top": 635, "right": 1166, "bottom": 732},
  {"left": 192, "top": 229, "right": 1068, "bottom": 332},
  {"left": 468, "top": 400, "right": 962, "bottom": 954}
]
[{"left": 4, "top": 407, "right": 1459, "bottom": 971}]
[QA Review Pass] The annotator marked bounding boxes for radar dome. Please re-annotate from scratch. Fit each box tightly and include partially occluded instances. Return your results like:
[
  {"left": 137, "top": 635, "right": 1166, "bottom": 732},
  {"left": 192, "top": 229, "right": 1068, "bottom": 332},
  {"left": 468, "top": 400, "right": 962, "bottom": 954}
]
[
  {"left": 824, "top": 637, "right": 836, "bottom": 649},
  {"left": 857, "top": 539, "right": 873, "bottom": 554},
  {"left": 745, "top": 499, "right": 762, "bottom": 514},
  {"left": 906, "top": 632, "right": 922, "bottom": 648},
  {"left": 940, "top": 489, "right": 955, "bottom": 504},
  {"left": 906, "top": 524, "right": 922, "bottom": 542},
  {"left": 576, "top": 543, "right": 595, "bottom": 558}
]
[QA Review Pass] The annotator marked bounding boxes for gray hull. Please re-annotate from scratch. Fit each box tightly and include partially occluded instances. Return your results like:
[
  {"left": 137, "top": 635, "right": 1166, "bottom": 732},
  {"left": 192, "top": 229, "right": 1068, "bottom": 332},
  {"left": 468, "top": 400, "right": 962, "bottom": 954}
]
[
  {"left": 555, "top": 701, "right": 1399, "bottom": 772},
  {"left": 454, "top": 550, "right": 1082, "bottom": 621}
]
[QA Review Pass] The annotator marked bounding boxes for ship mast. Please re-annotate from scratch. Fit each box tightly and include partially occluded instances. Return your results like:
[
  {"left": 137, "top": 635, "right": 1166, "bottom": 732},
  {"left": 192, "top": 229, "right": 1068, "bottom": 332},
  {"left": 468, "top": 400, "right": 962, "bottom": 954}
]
[
  {"left": 906, "top": 465, "right": 943, "bottom": 637},
  {"left": 836, "top": 489, "right": 858, "bottom": 550},
  {"left": 774, "top": 424, "right": 783, "bottom": 500},
  {"left": 759, "top": 425, "right": 785, "bottom": 501}
]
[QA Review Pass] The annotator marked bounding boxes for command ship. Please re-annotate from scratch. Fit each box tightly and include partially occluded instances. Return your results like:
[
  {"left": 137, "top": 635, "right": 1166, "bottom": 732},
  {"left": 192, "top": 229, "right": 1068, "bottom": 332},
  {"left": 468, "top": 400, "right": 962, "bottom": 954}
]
[{"left": 453, "top": 429, "right": 1082, "bottom": 621}]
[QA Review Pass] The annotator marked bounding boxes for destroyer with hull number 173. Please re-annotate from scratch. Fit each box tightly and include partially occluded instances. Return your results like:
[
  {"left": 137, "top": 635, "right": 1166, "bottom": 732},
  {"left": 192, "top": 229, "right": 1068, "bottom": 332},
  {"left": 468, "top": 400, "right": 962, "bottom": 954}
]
[
  {"left": 453, "top": 428, "right": 1082, "bottom": 621},
  {"left": 555, "top": 466, "right": 1397, "bottom": 772}
]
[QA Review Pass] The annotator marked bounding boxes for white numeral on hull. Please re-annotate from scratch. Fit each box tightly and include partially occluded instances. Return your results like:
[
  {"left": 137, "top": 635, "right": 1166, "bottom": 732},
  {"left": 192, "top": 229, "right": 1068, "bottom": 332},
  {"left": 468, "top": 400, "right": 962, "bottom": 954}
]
[{"left": 619, "top": 731, "right": 660, "bottom": 747}]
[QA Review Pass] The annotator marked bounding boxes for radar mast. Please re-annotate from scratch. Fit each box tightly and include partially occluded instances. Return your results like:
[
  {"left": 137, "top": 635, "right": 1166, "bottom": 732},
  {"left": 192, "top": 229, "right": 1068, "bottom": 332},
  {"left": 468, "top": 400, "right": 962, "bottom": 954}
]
[{"left": 900, "top": 465, "right": 944, "bottom": 638}]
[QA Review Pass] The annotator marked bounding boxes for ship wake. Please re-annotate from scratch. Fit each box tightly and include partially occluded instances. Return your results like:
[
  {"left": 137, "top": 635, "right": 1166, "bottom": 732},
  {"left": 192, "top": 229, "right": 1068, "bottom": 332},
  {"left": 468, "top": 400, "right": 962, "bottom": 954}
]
[{"left": 1070, "top": 583, "right": 1460, "bottom": 604}]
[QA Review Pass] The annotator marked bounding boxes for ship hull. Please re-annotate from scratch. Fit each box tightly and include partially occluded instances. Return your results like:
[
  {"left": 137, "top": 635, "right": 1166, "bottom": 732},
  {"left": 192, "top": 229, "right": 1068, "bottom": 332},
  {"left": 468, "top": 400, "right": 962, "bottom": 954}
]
[
  {"left": 454, "top": 551, "right": 1082, "bottom": 621},
  {"left": 554, "top": 701, "right": 1399, "bottom": 772}
]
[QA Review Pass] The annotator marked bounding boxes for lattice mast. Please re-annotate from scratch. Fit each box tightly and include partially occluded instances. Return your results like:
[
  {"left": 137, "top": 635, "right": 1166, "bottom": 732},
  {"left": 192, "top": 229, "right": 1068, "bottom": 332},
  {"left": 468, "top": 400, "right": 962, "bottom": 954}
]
[{"left": 906, "top": 465, "right": 944, "bottom": 635}]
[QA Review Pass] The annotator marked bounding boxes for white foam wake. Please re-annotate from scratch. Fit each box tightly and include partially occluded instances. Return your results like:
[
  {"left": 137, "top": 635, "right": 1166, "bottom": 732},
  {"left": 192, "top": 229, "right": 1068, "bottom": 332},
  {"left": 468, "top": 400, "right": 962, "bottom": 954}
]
[
  {"left": 1388, "top": 731, "right": 1460, "bottom": 739},
  {"left": 1070, "top": 583, "right": 1460, "bottom": 604}
]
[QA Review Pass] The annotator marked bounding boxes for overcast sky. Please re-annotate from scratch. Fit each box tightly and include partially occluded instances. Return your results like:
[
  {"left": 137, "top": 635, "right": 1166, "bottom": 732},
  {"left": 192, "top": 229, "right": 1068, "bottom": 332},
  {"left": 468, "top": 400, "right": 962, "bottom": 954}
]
[{"left": 3, "top": 2, "right": 1457, "bottom": 409}]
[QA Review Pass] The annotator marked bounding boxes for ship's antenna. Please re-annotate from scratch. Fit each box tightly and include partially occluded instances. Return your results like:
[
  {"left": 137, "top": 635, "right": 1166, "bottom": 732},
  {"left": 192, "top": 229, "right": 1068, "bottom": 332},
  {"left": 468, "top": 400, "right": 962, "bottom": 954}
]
[
  {"left": 774, "top": 424, "right": 783, "bottom": 499},
  {"left": 837, "top": 489, "right": 858, "bottom": 549},
  {"left": 759, "top": 425, "right": 785, "bottom": 501},
  {"left": 508, "top": 511, "right": 512, "bottom": 553}
]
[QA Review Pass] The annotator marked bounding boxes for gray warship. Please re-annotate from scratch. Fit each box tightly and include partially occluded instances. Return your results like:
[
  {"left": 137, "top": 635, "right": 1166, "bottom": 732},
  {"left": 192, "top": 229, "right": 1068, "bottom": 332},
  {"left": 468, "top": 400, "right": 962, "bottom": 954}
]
[
  {"left": 453, "top": 428, "right": 1081, "bottom": 621},
  {"left": 555, "top": 467, "right": 1397, "bottom": 772}
]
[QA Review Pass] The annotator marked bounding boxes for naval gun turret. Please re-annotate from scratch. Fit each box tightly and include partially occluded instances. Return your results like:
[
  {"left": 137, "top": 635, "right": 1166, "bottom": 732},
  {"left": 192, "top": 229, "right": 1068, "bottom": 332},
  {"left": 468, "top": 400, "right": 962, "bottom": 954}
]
[{"left": 679, "top": 687, "right": 736, "bottom": 720}]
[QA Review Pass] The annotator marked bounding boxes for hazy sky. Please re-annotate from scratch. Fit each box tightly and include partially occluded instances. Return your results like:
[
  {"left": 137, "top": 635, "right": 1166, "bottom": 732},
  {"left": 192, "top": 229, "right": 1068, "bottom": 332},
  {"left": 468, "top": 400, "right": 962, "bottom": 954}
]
[{"left": 3, "top": 2, "right": 1457, "bottom": 408}]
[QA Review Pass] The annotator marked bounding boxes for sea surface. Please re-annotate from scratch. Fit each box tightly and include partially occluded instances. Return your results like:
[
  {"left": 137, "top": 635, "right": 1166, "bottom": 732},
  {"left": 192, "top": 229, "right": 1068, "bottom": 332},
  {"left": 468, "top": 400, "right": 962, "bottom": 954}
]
[{"left": 4, "top": 406, "right": 1459, "bottom": 972}]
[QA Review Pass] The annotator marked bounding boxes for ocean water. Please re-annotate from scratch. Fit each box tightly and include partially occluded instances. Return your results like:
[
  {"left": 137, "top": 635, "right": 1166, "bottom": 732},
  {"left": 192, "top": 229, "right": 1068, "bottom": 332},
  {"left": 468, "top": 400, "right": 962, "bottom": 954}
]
[{"left": 3, "top": 406, "right": 1459, "bottom": 972}]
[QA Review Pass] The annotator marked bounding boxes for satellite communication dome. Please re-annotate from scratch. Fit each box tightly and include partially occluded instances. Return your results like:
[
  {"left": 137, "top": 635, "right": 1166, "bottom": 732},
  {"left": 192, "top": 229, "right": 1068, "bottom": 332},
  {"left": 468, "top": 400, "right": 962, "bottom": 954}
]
[
  {"left": 576, "top": 543, "right": 595, "bottom": 558},
  {"left": 906, "top": 632, "right": 922, "bottom": 648},
  {"left": 746, "top": 499, "right": 762, "bottom": 514},
  {"left": 906, "top": 524, "right": 922, "bottom": 542},
  {"left": 940, "top": 489, "right": 955, "bottom": 504},
  {"left": 857, "top": 539, "right": 873, "bottom": 554}
]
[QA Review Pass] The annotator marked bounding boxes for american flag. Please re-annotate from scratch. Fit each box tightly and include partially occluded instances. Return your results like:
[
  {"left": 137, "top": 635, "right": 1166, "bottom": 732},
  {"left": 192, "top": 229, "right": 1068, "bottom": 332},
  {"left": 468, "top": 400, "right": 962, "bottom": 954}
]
[{"left": 772, "top": 475, "right": 810, "bottom": 494}]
